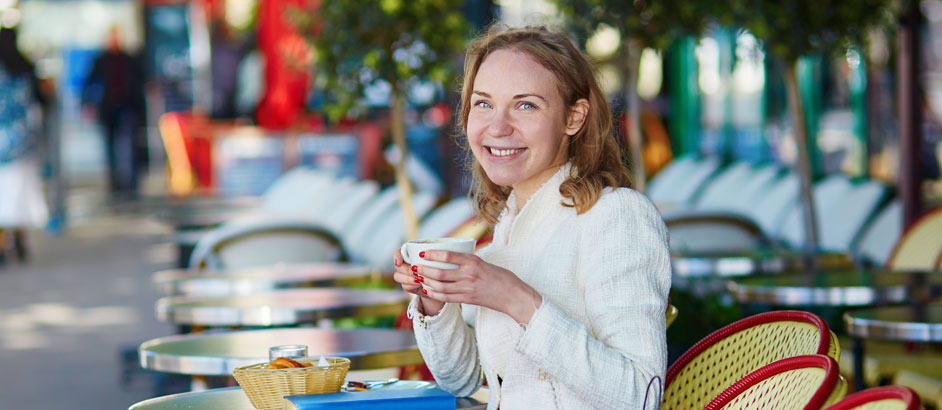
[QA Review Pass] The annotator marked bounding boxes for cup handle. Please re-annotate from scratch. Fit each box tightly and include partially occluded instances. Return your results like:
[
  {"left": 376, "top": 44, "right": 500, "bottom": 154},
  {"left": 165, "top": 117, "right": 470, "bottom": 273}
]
[{"left": 400, "top": 243, "right": 411, "bottom": 265}]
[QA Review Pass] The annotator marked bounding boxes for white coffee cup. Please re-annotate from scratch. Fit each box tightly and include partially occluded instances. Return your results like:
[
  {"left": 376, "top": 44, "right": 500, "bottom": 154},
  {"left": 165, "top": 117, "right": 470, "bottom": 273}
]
[{"left": 400, "top": 237, "right": 476, "bottom": 270}]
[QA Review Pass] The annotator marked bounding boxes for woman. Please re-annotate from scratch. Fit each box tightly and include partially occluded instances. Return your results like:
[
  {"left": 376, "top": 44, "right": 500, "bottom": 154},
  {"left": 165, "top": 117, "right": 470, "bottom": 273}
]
[
  {"left": 0, "top": 26, "right": 47, "bottom": 265},
  {"left": 393, "top": 26, "right": 671, "bottom": 409}
]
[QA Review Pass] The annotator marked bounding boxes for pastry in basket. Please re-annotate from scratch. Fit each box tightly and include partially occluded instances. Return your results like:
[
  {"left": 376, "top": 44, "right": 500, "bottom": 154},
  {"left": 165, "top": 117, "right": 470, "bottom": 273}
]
[{"left": 267, "top": 357, "right": 312, "bottom": 369}]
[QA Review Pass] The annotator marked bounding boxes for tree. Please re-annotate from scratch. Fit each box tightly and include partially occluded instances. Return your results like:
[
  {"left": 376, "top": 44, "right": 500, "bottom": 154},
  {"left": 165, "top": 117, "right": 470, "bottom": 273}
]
[
  {"left": 734, "top": 0, "right": 896, "bottom": 253},
  {"left": 552, "top": 0, "right": 722, "bottom": 192},
  {"left": 294, "top": 0, "right": 469, "bottom": 240}
]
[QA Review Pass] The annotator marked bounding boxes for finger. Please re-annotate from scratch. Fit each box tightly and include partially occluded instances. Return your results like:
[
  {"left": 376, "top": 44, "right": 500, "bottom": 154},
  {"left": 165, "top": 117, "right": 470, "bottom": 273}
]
[
  {"left": 393, "top": 271, "right": 422, "bottom": 287},
  {"left": 392, "top": 250, "right": 403, "bottom": 267},
  {"left": 420, "top": 277, "right": 463, "bottom": 295},
  {"left": 423, "top": 250, "right": 472, "bottom": 266},
  {"left": 422, "top": 287, "right": 464, "bottom": 304},
  {"left": 414, "top": 264, "right": 450, "bottom": 282},
  {"left": 395, "top": 263, "right": 414, "bottom": 277}
]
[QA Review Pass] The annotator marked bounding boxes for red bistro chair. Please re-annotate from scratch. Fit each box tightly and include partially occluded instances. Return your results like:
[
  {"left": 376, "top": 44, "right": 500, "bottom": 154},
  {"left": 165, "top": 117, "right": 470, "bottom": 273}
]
[
  {"left": 823, "top": 385, "right": 921, "bottom": 410},
  {"left": 703, "top": 354, "right": 846, "bottom": 410},
  {"left": 662, "top": 310, "right": 840, "bottom": 410}
]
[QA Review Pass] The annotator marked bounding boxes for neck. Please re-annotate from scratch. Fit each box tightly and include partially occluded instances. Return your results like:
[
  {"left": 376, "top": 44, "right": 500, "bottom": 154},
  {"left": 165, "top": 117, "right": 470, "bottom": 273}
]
[{"left": 511, "top": 163, "right": 565, "bottom": 209}]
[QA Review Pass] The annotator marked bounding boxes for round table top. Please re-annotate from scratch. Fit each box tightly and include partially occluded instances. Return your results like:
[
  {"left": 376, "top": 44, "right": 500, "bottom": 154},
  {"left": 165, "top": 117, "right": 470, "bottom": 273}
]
[
  {"left": 844, "top": 304, "right": 942, "bottom": 342},
  {"left": 158, "top": 210, "right": 250, "bottom": 231},
  {"left": 139, "top": 327, "right": 424, "bottom": 375},
  {"left": 153, "top": 263, "right": 382, "bottom": 297},
  {"left": 156, "top": 288, "right": 410, "bottom": 326},
  {"left": 129, "top": 385, "right": 488, "bottom": 410},
  {"left": 671, "top": 249, "right": 851, "bottom": 278},
  {"left": 728, "top": 270, "right": 942, "bottom": 306}
]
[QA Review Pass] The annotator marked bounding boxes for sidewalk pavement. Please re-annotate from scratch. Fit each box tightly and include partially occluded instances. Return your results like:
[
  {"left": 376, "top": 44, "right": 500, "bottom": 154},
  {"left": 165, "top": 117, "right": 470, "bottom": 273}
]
[{"left": 0, "top": 186, "right": 183, "bottom": 410}]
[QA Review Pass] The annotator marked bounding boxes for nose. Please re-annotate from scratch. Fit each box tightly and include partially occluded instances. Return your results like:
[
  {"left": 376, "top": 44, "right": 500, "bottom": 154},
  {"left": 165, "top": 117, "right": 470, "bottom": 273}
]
[{"left": 486, "top": 108, "right": 513, "bottom": 137}]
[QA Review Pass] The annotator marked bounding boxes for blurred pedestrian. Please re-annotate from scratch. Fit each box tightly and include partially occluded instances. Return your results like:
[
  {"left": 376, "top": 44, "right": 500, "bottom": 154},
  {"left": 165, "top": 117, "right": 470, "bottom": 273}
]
[
  {"left": 210, "top": 21, "right": 248, "bottom": 120},
  {"left": 82, "top": 26, "right": 146, "bottom": 200},
  {"left": 0, "top": 26, "right": 48, "bottom": 266}
]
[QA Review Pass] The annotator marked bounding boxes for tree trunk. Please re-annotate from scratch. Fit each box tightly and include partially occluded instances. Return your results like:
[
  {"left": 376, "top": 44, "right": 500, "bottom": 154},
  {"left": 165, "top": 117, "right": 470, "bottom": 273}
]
[
  {"left": 624, "top": 40, "right": 646, "bottom": 192},
  {"left": 390, "top": 93, "right": 419, "bottom": 241},
  {"left": 783, "top": 61, "right": 819, "bottom": 258}
]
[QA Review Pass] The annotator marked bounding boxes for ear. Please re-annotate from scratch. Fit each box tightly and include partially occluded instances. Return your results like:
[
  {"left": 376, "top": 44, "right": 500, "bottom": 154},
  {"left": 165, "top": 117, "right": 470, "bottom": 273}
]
[{"left": 565, "top": 98, "right": 589, "bottom": 136}]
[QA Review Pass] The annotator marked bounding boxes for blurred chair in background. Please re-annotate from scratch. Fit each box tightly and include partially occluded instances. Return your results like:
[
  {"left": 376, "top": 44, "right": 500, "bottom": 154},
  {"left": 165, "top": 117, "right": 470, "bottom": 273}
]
[
  {"left": 887, "top": 207, "right": 942, "bottom": 270},
  {"left": 749, "top": 172, "right": 801, "bottom": 240},
  {"left": 851, "top": 200, "right": 902, "bottom": 267},
  {"left": 187, "top": 216, "right": 346, "bottom": 270},
  {"left": 665, "top": 212, "right": 770, "bottom": 253}
]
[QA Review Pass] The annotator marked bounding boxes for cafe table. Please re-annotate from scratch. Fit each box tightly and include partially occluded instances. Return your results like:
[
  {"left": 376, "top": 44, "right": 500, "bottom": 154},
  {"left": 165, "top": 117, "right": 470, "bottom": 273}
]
[
  {"left": 156, "top": 288, "right": 409, "bottom": 327},
  {"left": 844, "top": 303, "right": 942, "bottom": 391},
  {"left": 129, "top": 383, "right": 488, "bottom": 410},
  {"left": 153, "top": 263, "right": 384, "bottom": 297},
  {"left": 728, "top": 269, "right": 942, "bottom": 307},
  {"left": 139, "top": 327, "right": 424, "bottom": 376},
  {"left": 671, "top": 248, "right": 851, "bottom": 295}
]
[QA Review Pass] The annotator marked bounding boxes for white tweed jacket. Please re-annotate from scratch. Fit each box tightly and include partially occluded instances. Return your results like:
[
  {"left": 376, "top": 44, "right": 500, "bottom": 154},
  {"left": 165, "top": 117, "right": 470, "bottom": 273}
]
[{"left": 408, "top": 163, "right": 671, "bottom": 410}]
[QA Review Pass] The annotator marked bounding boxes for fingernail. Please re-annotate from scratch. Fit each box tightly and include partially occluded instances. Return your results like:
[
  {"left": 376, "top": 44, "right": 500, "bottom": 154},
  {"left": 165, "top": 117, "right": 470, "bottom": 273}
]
[
  {"left": 394, "top": 259, "right": 401, "bottom": 267},
  {"left": 416, "top": 276, "right": 424, "bottom": 283},
  {"left": 411, "top": 265, "right": 418, "bottom": 273},
  {"left": 421, "top": 288, "right": 428, "bottom": 295},
  {"left": 413, "top": 278, "right": 421, "bottom": 284},
  {"left": 419, "top": 251, "right": 425, "bottom": 258}
]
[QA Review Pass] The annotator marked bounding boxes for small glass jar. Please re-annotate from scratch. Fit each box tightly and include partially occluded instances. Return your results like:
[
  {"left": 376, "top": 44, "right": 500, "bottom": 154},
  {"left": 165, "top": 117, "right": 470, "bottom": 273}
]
[{"left": 268, "top": 344, "right": 308, "bottom": 361}]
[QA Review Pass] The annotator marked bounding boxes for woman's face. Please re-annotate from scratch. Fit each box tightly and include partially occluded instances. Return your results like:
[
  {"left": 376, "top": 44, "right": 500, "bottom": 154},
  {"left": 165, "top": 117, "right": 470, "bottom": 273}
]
[{"left": 466, "top": 48, "right": 585, "bottom": 202}]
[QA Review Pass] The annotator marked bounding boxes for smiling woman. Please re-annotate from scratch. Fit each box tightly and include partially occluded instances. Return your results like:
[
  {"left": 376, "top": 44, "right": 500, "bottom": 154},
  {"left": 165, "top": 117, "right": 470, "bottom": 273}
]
[{"left": 392, "top": 25, "right": 671, "bottom": 410}]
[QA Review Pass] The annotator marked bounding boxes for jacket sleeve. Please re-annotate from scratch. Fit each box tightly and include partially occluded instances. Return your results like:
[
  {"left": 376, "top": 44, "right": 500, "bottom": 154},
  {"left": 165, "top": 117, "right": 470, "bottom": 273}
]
[
  {"left": 408, "top": 298, "right": 482, "bottom": 397},
  {"left": 514, "top": 189, "right": 671, "bottom": 410}
]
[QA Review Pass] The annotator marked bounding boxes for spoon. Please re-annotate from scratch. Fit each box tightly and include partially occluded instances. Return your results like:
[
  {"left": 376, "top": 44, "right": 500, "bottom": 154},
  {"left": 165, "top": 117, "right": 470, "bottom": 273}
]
[{"left": 366, "top": 378, "right": 400, "bottom": 389}]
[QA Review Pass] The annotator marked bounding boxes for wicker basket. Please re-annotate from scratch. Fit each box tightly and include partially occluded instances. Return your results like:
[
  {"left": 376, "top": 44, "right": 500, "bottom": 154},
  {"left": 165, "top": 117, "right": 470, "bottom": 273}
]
[{"left": 233, "top": 357, "right": 351, "bottom": 410}]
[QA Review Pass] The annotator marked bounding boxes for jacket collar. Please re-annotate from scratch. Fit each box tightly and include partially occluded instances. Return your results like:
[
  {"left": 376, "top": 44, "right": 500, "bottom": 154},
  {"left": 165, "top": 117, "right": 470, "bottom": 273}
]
[{"left": 498, "top": 162, "right": 574, "bottom": 246}]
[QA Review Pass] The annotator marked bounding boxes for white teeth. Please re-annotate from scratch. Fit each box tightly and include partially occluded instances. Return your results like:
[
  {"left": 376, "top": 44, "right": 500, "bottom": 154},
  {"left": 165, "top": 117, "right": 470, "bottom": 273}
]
[{"left": 490, "top": 147, "right": 523, "bottom": 157}]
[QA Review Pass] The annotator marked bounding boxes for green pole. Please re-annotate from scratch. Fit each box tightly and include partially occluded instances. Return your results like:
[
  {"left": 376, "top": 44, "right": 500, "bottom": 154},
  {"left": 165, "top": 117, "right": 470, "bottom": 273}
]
[
  {"left": 797, "top": 55, "right": 822, "bottom": 179},
  {"left": 720, "top": 28, "right": 736, "bottom": 163},
  {"left": 849, "top": 52, "right": 868, "bottom": 177},
  {"left": 668, "top": 36, "right": 700, "bottom": 157}
]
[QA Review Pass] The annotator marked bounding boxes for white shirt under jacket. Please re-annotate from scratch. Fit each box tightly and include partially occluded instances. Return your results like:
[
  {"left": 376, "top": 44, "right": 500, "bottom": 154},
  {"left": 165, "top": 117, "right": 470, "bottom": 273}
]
[{"left": 408, "top": 163, "right": 672, "bottom": 410}]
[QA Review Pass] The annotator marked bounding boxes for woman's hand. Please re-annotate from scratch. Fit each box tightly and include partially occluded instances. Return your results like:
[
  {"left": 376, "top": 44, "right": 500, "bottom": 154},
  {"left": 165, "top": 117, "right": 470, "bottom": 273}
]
[
  {"left": 392, "top": 250, "right": 445, "bottom": 316},
  {"left": 413, "top": 250, "right": 542, "bottom": 325}
]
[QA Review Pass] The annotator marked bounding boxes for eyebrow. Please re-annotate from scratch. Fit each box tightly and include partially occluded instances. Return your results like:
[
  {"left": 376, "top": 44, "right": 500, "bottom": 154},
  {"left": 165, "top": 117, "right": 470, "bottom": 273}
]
[{"left": 472, "top": 91, "right": 548, "bottom": 103}]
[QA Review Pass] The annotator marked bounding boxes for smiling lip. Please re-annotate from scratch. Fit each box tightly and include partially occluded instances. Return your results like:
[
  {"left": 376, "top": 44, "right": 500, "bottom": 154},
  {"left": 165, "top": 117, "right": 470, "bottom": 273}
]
[{"left": 486, "top": 146, "right": 527, "bottom": 158}]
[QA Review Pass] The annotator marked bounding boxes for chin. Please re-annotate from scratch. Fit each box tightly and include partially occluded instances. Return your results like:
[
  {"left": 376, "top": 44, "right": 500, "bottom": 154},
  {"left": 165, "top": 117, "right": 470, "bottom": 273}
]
[{"left": 482, "top": 173, "right": 517, "bottom": 188}]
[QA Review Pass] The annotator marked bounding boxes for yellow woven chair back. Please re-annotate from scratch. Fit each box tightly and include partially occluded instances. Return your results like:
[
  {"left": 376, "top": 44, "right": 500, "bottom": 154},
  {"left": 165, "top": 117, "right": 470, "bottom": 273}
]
[
  {"left": 822, "top": 385, "right": 921, "bottom": 410},
  {"left": 663, "top": 311, "right": 839, "bottom": 410},
  {"left": 888, "top": 207, "right": 942, "bottom": 270},
  {"left": 702, "top": 355, "right": 844, "bottom": 410}
]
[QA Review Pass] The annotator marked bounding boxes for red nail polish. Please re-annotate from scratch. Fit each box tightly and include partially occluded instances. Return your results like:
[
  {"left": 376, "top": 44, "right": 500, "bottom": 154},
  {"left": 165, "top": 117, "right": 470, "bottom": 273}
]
[
  {"left": 421, "top": 288, "right": 428, "bottom": 295},
  {"left": 414, "top": 278, "right": 421, "bottom": 284},
  {"left": 419, "top": 251, "right": 425, "bottom": 258},
  {"left": 395, "top": 259, "right": 401, "bottom": 267},
  {"left": 411, "top": 265, "right": 417, "bottom": 273},
  {"left": 416, "top": 276, "right": 424, "bottom": 283}
]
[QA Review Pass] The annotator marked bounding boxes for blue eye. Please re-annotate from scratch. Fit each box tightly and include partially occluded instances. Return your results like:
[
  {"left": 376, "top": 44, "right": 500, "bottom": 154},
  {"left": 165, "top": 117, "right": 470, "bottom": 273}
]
[
  {"left": 473, "top": 100, "right": 491, "bottom": 109},
  {"left": 519, "top": 102, "right": 536, "bottom": 110}
]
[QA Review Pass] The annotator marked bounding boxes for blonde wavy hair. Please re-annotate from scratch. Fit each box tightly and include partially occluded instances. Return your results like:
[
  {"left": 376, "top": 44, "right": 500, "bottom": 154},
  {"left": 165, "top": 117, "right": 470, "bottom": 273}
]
[{"left": 459, "top": 25, "right": 631, "bottom": 224}]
